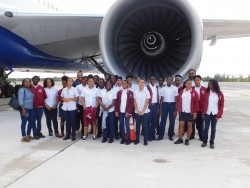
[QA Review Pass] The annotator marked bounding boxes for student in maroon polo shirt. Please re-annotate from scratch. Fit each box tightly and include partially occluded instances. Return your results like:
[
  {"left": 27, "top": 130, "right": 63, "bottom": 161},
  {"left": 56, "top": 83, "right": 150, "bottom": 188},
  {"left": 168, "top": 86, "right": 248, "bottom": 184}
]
[
  {"left": 31, "top": 76, "right": 47, "bottom": 139},
  {"left": 190, "top": 75, "right": 207, "bottom": 141},
  {"left": 201, "top": 79, "right": 224, "bottom": 149},
  {"left": 115, "top": 80, "right": 134, "bottom": 145}
]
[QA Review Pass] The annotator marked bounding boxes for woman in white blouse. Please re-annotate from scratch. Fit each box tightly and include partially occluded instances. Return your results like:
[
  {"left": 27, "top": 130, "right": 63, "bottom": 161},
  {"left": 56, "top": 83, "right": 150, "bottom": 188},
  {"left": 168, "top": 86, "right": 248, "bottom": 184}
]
[
  {"left": 61, "top": 77, "right": 79, "bottom": 141},
  {"left": 43, "top": 78, "right": 59, "bottom": 137},
  {"left": 99, "top": 80, "right": 116, "bottom": 143}
]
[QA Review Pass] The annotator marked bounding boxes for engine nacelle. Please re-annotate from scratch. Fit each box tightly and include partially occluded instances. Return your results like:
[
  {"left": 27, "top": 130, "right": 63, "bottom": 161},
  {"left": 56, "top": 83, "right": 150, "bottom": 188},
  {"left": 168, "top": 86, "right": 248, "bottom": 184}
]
[{"left": 100, "top": 0, "right": 203, "bottom": 80}]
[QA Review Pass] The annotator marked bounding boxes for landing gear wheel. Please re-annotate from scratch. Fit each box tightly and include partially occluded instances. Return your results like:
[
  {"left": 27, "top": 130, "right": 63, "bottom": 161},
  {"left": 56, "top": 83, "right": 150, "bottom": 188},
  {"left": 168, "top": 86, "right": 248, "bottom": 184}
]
[
  {"left": 0, "top": 86, "right": 3, "bottom": 98},
  {"left": 4, "top": 84, "right": 14, "bottom": 97}
]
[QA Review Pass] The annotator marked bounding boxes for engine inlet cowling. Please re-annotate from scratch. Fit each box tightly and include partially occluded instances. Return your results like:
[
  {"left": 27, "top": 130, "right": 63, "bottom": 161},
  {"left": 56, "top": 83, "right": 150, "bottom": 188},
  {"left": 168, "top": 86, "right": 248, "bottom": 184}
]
[{"left": 100, "top": 0, "right": 203, "bottom": 80}]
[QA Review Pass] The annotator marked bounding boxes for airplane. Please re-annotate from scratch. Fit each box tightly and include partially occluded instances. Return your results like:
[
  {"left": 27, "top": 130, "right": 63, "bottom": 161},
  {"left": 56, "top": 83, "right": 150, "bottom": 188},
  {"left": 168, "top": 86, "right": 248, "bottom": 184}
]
[{"left": 1, "top": 0, "right": 250, "bottom": 97}]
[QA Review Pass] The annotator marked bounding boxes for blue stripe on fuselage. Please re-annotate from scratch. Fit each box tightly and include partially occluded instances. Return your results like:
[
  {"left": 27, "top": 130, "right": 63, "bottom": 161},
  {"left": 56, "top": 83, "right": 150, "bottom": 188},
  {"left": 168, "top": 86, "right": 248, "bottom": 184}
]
[{"left": 0, "top": 26, "right": 84, "bottom": 70}]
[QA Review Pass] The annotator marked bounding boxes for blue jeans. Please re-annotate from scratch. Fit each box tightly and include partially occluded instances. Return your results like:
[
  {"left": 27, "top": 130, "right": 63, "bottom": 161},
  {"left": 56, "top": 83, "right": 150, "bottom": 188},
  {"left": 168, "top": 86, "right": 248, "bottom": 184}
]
[
  {"left": 119, "top": 113, "right": 130, "bottom": 139},
  {"left": 203, "top": 114, "right": 218, "bottom": 144},
  {"left": 19, "top": 108, "right": 35, "bottom": 137},
  {"left": 34, "top": 107, "right": 43, "bottom": 135},
  {"left": 135, "top": 113, "right": 149, "bottom": 142},
  {"left": 148, "top": 103, "right": 159, "bottom": 140},
  {"left": 159, "top": 102, "right": 176, "bottom": 138},
  {"left": 64, "top": 110, "right": 77, "bottom": 137},
  {"left": 103, "top": 111, "right": 115, "bottom": 140}
]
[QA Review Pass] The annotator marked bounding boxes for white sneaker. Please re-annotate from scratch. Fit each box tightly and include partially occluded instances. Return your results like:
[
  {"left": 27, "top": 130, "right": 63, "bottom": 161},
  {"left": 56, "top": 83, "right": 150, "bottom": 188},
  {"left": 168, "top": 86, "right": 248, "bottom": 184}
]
[
  {"left": 82, "top": 136, "right": 87, "bottom": 141},
  {"left": 93, "top": 135, "right": 96, "bottom": 140}
]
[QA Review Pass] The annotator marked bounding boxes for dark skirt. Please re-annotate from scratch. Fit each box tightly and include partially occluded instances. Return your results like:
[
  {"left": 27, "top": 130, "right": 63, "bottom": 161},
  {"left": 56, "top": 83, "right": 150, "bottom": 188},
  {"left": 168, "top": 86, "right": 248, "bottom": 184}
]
[{"left": 179, "top": 112, "right": 193, "bottom": 122}]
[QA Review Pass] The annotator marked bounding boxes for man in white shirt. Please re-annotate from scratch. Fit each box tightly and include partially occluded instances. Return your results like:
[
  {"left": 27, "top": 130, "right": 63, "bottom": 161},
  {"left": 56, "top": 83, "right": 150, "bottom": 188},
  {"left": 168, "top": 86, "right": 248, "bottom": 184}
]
[
  {"left": 134, "top": 79, "right": 151, "bottom": 146},
  {"left": 126, "top": 74, "right": 137, "bottom": 92},
  {"left": 158, "top": 75, "right": 178, "bottom": 141},
  {"left": 156, "top": 76, "right": 165, "bottom": 135},
  {"left": 75, "top": 76, "right": 87, "bottom": 135},
  {"left": 188, "top": 69, "right": 205, "bottom": 87},
  {"left": 147, "top": 75, "right": 159, "bottom": 141}
]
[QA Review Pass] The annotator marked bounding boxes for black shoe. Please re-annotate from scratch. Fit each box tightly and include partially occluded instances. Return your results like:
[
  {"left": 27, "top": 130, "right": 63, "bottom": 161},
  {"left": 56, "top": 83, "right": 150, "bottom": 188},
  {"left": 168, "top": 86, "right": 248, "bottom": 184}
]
[
  {"left": 38, "top": 133, "right": 45, "bottom": 138},
  {"left": 152, "top": 137, "right": 156, "bottom": 141},
  {"left": 148, "top": 139, "right": 152, "bottom": 142},
  {"left": 210, "top": 144, "right": 215, "bottom": 149},
  {"left": 120, "top": 138, "right": 125, "bottom": 144},
  {"left": 157, "top": 137, "right": 163, "bottom": 141},
  {"left": 71, "top": 136, "right": 76, "bottom": 141},
  {"left": 97, "top": 134, "right": 102, "bottom": 138},
  {"left": 134, "top": 140, "right": 139, "bottom": 145},
  {"left": 108, "top": 139, "right": 113, "bottom": 143},
  {"left": 169, "top": 137, "right": 174, "bottom": 141},
  {"left": 33, "top": 135, "right": 40, "bottom": 140},
  {"left": 102, "top": 138, "right": 107, "bottom": 143},
  {"left": 189, "top": 136, "right": 195, "bottom": 140},
  {"left": 125, "top": 140, "right": 131, "bottom": 145},
  {"left": 201, "top": 143, "right": 207, "bottom": 147},
  {"left": 49, "top": 132, "right": 53, "bottom": 136},
  {"left": 115, "top": 135, "right": 120, "bottom": 140},
  {"left": 144, "top": 141, "right": 148, "bottom": 146},
  {"left": 63, "top": 136, "right": 70, "bottom": 140},
  {"left": 55, "top": 133, "right": 60, "bottom": 137},
  {"left": 185, "top": 139, "right": 190, "bottom": 146},
  {"left": 174, "top": 138, "right": 183, "bottom": 144}
]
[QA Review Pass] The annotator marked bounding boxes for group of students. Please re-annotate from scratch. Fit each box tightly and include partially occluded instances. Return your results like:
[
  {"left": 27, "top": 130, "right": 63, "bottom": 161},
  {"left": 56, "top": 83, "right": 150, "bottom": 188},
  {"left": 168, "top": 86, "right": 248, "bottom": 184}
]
[{"left": 17, "top": 68, "right": 224, "bottom": 148}]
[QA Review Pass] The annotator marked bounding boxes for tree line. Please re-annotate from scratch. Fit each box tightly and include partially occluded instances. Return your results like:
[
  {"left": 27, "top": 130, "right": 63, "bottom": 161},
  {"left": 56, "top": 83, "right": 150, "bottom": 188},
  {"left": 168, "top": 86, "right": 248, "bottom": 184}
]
[{"left": 203, "top": 74, "right": 250, "bottom": 82}]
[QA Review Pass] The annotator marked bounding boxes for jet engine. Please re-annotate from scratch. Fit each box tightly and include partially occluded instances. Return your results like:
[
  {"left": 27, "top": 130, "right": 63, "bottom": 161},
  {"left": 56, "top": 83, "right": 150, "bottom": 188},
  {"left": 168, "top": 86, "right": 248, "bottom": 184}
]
[{"left": 100, "top": 0, "right": 203, "bottom": 80}]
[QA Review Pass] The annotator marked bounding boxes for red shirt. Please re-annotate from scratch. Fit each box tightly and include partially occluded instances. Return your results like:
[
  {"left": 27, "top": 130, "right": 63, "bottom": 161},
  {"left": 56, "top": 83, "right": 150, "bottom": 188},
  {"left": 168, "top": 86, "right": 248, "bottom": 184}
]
[
  {"left": 203, "top": 91, "right": 224, "bottom": 119},
  {"left": 58, "top": 88, "right": 63, "bottom": 103},
  {"left": 115, "top": 90, "right": 134, "bottom": 114},
  {"left": 192, "top": 86, "right": 207, "bottom": 112},
  {"left": 31, "top": 85, "right": 47, "bottom": 108},
  {"left": 178, "top": 88, "right": 199, "bottom": 115}
]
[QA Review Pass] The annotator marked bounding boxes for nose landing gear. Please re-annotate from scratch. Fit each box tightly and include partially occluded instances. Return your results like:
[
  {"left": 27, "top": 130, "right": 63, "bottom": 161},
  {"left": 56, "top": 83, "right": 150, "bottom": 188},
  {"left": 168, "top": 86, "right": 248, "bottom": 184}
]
[{"left": 0, "top": 67, "right": 15, "bottom": 98}]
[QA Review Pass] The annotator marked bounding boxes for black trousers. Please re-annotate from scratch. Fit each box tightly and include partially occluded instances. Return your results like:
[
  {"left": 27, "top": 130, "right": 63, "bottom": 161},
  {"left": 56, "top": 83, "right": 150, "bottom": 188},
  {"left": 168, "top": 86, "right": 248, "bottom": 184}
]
[
  {"left": 43, "top": 107, "right": 59, "bottom": 134},
  {"left": 191, "top": 111, "right": 204, "bottom": 140},
  {"left": 97, "top": 110, "right": 103, "bottom": 136},
  {"left": 76, "top": 104, "right": 84, "bottom": 133},
  {"left": 114, "top": 116, "right": 120, "bottom": 137}
]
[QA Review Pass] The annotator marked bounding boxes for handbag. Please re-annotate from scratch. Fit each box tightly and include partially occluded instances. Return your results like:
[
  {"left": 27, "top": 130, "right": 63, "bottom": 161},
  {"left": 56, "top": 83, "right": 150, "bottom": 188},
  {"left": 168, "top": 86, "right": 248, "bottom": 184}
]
[
  {"left": 8, "top": 96, "right": 20, "bottom": 110},
  {"left": 8, "top": 88, "right": 25, "bottom": 110}
]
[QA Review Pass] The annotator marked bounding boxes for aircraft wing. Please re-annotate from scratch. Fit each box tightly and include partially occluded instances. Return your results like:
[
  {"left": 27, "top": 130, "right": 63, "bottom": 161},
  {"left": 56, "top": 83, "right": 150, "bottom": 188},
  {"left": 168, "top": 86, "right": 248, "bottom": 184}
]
[{"left": 203, "top": 19, "right": 250, "bottom": 44}]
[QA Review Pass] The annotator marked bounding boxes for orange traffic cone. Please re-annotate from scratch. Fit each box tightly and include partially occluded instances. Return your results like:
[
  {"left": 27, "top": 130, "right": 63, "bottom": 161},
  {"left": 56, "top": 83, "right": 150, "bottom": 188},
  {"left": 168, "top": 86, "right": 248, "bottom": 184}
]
[{"left": 125, "top": 114, "right": 136, "bottom": 141}]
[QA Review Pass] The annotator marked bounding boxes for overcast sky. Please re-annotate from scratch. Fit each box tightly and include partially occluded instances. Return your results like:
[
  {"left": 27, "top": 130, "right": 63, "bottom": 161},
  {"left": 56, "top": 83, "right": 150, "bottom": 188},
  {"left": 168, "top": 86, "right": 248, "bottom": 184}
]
[{"left": 8, "top": 0, "right": 250, "bottom": 78}]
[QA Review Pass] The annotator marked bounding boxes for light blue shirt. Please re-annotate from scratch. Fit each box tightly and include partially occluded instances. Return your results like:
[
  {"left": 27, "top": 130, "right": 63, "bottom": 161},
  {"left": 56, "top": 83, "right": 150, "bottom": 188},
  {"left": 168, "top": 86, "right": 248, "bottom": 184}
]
[{"left": 18, "top": 88, "right": 34, "bottom": 109}]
